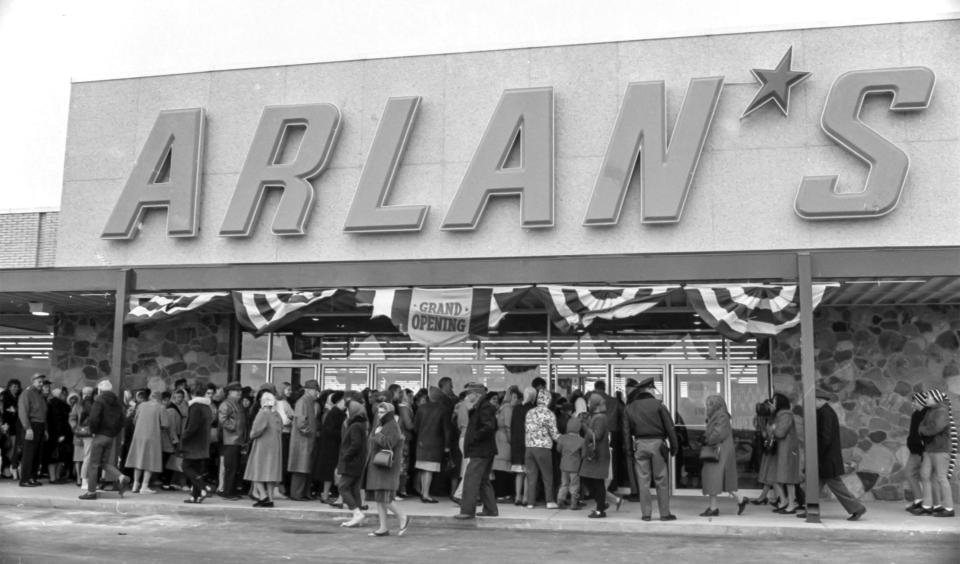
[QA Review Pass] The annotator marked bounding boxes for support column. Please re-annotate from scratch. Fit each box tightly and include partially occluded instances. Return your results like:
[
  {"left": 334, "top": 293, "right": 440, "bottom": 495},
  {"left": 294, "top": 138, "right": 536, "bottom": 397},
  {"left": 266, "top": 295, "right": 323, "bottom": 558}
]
[
  {"left": 797, "top": 252, "right": 820, "bottom": 523},
  {"left": 111, "top": 269, "right": 135, "bottom": 396}
]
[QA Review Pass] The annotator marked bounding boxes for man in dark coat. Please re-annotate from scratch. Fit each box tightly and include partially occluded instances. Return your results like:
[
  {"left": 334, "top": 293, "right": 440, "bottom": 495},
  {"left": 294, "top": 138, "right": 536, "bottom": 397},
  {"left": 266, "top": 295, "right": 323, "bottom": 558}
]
[
  {"left": 217, "top": 382, "right": 248, "bottom": 500},
  {"left": 622, "top": 377, "right": 678, "bottom": 521},
  {"left": 798, "top": 390, "right": 865, "bottom": 521},
  {"left": 80, "top": 380, "right": 129, "bottom": 500},
  {"left": 454, "top": 384, "right": 498, "bottom": 519},
  {"left": 17, "top": 373, "right": 48, "bottom": 486}
]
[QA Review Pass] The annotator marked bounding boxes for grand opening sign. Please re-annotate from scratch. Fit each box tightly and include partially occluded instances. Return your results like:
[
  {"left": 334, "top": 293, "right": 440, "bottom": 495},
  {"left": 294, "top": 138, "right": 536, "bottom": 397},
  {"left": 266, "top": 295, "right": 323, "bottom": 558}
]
[{"left": 100, "top": 59, "right": 936, "bottom": 241}]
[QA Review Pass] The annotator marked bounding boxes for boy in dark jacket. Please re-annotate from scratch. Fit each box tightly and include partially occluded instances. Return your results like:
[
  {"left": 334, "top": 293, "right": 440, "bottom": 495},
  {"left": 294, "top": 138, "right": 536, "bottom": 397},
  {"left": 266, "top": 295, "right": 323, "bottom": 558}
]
[
  {"left": 556, "top": 416, "right": 584, "bottom": 509},
  {"left": 79, "top": 380, "right": 129, "bottom": 500}
]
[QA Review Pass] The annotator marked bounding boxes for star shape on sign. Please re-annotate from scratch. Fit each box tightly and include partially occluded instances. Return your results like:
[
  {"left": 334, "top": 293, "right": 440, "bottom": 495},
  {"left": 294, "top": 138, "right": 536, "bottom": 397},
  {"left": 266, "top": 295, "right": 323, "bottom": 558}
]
[{"left": 741, "top": 46, "right": 810, "bottom": 119}]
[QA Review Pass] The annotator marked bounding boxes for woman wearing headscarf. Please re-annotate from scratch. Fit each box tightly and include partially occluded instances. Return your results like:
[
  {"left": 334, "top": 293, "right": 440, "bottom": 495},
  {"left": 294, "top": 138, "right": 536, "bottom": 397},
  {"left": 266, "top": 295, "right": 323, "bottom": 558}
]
[
  {"left": 364, "top": 401, "right": 411, "bottom": 537},
  {"left": 768, "top": 393, "right": 801, "bottom": 513},
  {"left": 699, "top": 395, "right": 749, "bottom": 516},
  {"left": 580, "top": 393, "right": 622, "bottom": 518},
  {"left": 244, "top": 392, "right": 283, "bottom": 508},
  {"left": 125, "top": 390, "right": 164, "bottom": 493},
  {"left": 412, "top": 386, "right": 449, "bottom": 503},
  {"left": 338, "top": 400, "right": 369, "bottom": 528},
  {"left": 524, "top": 389, "right": 560, "bottom": 509}
]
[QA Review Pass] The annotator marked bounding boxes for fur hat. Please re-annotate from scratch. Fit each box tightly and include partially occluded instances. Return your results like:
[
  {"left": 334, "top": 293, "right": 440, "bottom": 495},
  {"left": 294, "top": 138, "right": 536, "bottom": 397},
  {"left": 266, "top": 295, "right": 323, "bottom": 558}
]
[
  {"left": 302, "top": 380, "right": 320, "bottom": 391},
  {"left": 912, "top": 392, "right": 927, "bottom": 404},
  {"left": 928, "top": 389, "right": 946, "bottom": 404}
]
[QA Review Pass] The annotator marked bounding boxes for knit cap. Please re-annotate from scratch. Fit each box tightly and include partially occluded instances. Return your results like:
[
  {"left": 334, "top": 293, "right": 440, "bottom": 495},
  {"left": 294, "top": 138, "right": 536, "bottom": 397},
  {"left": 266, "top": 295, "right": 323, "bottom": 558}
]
[
  {"left": 928, "top": 389, "right": 946, "bottom": 404},
  {"left": 566, "top": 417, "right": 582, "bottom": 434},
  {"left": 912, "top": 392, "right": 927, "bottom": 404}
]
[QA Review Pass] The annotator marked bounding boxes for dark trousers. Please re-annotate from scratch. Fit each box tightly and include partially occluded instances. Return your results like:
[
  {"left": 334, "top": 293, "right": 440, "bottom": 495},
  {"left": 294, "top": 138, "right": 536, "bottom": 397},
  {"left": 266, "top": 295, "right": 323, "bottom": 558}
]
[
  {"left": 290, "top": 472, "right": 311, "bottom": 500},
  {"left": 583, "top": 476, "right": 607, "bottom": 512},
  {"left": 281, "top": 433, "right": 291, "bottom": 493},
  {"left": 220, "top": 444, "right": 241, "bottom": 494},
  {"left": 823, "top": 476, "right": 865, "bottom": 515},
  {"left": 86, "top": 434, "right": 122, "bottom": 493},
  {"left": 182, "top": 458, "right": 207, "bottom": 498},
  {"left": 19, "top": 422, "right": 45, "bottom": 482},
  {"left": 459, "top": 456, "right": 497, "bottom": 516},
  {"left": 338, "top": 474, "right": 362, "bottom": 510}
]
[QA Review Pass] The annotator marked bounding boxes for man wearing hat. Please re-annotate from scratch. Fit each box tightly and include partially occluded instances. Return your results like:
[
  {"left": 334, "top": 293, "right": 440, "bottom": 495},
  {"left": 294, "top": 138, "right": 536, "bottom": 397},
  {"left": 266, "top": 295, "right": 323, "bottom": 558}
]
[
  {"left": 454, "top": 383, "right": 498, "bottom": 519},
  {"left": 217, "top": 381, "right": 248, "bottom": 500},
  {"left": 621, "top": 376, "right": 678, "bottom": 521},
  {"left": 17, "top": 373, "right": 48, "bottom": 487},
  {"left": 797, "top": 390, "right": 866, "bottom": 521},
  {"left": 288, "top": 380, "right": 320, "bottom": 500}
]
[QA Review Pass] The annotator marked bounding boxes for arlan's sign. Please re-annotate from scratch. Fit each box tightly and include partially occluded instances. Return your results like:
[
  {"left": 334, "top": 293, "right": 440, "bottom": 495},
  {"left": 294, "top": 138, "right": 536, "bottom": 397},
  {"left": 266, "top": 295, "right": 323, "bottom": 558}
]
[{"left": 101, "top": 65, "right": 935, "bottom": 241}]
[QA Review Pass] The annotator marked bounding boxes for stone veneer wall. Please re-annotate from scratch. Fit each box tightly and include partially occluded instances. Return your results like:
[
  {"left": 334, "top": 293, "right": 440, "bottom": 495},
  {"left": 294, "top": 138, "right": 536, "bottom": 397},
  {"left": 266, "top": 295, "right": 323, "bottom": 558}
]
[
  {"left": 772, "top": 305, "right": 960, "bottom": 502},
  {"left": 49, "top": 312, "right": 233, "bottom": 392}
]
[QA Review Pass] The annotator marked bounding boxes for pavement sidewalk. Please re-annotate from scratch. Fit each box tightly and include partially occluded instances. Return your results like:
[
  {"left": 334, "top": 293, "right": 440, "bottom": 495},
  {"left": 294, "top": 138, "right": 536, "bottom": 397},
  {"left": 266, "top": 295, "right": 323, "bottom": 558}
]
[{"left": 1, "top": 479, "right": 957, "bottom": 541}]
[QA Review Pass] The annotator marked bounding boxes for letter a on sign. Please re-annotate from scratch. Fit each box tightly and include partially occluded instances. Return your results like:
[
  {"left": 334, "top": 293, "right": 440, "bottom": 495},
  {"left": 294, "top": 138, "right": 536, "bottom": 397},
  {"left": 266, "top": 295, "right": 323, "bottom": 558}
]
[
  {"left": 441, "top": 87, "right": 554, "bottom": 230},
  {"left": 583, "top": 77, "right": 723, "bottom": 225},
  {"left": 795, "top": 67, "right": 935, "bottom": 219},
  {"left": 101, "top": 108, "right": 205, "bottom": 239},
  {"left": 220, "top": 104, "right": 341, "bottom": 237}
]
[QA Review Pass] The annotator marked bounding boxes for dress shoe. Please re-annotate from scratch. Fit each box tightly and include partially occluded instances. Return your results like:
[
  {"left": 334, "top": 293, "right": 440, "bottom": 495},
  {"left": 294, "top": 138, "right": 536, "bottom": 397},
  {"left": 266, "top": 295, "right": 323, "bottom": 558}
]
[
  {"left": 737, "top": 498, "right": 749, "bottom": 515},
  {"left": 78, "top": 492, "right": 97, "bottom": 500},
  {"left": 909, "top": 506, "right": 933, "bottom": 516},
  {"left": 421, "top": 497, "right": 439, "bottom": 504},
  {"left": 641, "top": 515, "right": 652, "bottom": 521},
  {"left": 779, "top": 506, "right": 798, "bottom": 515},
  {"left": 905, "top": 500, "right": 922, "bottom": 512},
  {"left": 453, "top": 513, "right": 475, "bottom": 520},
  {"left": 660, "top": 514, "right": 677, "bottom": 521},
  {"left": 259, "top": 500, "right": 275, "bottom": 508},
  {"left": 847, "top": 508, "right": 866, "bottom": 521},
  {"left": 368, "top": 530, "right": 390, "bottom": 537},
  {"left": 476, "top": 511, "right": 498, "bottom": 517},
  {"left": 451, "top": 496, "right": 462, "bottom": 504},
  {"left": 19, "top": 481, "right": 40, "bottom": 488},
  {"left": 749, "top": 497, "right": 768, "bottom": 506},
  {"left": 587, "top": 510, "right": 606, "bottom": 519},
  {"left": 932, "top": 508, "right": 954, "bottom": 518},
  {"left": 699, "top": 508, "right": 719, "bottom": 517}
]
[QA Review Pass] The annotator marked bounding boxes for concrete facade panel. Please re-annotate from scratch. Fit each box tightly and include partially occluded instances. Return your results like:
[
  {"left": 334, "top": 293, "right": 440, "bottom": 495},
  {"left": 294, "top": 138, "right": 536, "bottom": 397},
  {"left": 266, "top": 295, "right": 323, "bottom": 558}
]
[{"left": 54, "top": 21, "right": 960, "bottom": 267}]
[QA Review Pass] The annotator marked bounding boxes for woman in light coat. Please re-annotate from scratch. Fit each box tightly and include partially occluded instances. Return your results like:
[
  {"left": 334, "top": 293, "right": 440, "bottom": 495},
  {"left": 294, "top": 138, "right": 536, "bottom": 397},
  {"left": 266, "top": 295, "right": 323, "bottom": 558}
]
[
  {"left": 363, "top": 402, "right": 410, "bottom": 537},
  {"left": 125, "top": 390, "right": 164, "bottom": 493},
  {"left": 768, "top": 393, "right": 801, "bottom": 513},
  {"left": 699, "top": 395, "right": 748, "bottom": 516},
  {"left": 244, "top": 392, "right": 283, "bottom": 507}
]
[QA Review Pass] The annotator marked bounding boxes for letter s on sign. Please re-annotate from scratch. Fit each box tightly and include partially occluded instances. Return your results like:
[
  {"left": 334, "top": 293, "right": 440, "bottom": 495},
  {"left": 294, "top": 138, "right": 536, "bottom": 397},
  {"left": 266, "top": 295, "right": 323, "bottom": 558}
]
[{"left": 794, "top": 67, "right": 935, "bottom": 220}]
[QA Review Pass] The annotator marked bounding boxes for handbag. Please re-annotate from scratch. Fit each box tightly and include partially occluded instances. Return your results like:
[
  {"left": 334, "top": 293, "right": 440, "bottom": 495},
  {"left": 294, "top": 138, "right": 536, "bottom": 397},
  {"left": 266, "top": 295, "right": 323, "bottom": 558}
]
[
  {"left": 763, "top": 437, "right": 778, "bottom": 455},
  {"left": 699, "top": 444, "right": 719, "bottom": 462},
  {"left": 372, "top": 449, "right": 394, "bottom": 468}
]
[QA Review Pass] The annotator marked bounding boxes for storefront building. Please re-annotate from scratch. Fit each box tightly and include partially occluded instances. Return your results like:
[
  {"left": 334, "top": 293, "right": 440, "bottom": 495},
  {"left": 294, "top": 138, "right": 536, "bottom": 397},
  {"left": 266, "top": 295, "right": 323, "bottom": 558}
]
[{"left": 1, "top": 19, "right": 958, "bottom": 508}]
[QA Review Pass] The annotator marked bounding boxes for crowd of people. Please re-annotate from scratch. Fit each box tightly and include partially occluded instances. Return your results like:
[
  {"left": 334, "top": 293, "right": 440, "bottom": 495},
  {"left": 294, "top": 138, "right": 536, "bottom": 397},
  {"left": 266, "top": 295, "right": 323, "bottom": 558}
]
[{"left": 2, "top": 371, "right": 957, "bottom": 535}]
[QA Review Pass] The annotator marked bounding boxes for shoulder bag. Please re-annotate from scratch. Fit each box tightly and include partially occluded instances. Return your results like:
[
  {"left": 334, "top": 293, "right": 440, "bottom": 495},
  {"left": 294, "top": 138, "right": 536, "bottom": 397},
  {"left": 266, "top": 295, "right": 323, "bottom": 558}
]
[
  {"left": 699, "top": 444, "right": 720, "bottom": 462},
  {"left": 372, "top": 449, "right": 394, "bottom": 468}
]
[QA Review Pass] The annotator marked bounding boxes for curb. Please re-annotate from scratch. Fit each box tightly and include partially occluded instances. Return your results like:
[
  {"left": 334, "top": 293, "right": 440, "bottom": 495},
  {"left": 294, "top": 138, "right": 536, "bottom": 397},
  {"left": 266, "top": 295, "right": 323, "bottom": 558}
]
[{"left": 2, "top": 495, "right": 958, "bottom": 541}]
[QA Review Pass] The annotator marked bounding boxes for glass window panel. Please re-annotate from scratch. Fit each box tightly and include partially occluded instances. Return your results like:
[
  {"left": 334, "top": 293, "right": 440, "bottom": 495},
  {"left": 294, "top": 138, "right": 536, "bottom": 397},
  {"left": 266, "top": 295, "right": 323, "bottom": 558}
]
[
  {"left": 238, "top": 363, "right": 268, "bottom": 389},
  {"left": 428, "top": 339, "right": 480, "bottom": 362},
  {"left": 611, "top": 366, "right": 665, "bottom": 397},
  {"left": 481, "top": 336, "right": 548, "bottom": 363},
  {"left": 552, "top": 364, "right": 606, "bottom": 398},
  {"left": 322, "top": 365, "right": 369, "bottom": 391},
  {"left": 240, "top": 333, "right": 268, "bottom": 361},
  {"left": 375, "top": 366, "right": 423, "bottom": 393},
  {"left": 271, "top": 335, "right": 293, "bottom": 361},
  {"left": 271, "top": 365, "right": 317, "bottom": 390},
  {"left": 427, "top": 363, "right": 543, "bottom": 393}
]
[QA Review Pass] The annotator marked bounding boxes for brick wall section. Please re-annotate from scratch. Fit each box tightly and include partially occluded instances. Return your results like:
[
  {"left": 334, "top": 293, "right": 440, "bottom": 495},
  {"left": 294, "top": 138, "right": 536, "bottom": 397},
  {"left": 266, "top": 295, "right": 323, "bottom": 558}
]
[
  {"left": 0, "top": 211, "right": 59, "bottom": 268},
  {"left": 37, "top": 212, "right": 59, "bottom": 267}
]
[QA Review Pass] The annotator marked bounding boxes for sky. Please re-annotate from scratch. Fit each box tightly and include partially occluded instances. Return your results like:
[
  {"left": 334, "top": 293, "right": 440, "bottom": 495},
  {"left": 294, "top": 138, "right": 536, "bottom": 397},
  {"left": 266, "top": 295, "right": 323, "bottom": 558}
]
[{"left": 0, "top": 0, "right": 957, "bottom": 212}]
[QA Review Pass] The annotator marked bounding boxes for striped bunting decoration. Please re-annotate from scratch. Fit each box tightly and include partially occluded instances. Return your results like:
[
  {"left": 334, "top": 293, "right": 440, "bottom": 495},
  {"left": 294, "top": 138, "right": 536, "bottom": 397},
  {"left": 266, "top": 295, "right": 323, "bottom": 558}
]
[
  {"left": 358, "top": 287, "right": 531, "bottom": 347},
  {"left": 537, "top": 286, "right": 678, "bottom": 332},
  {"left": 233, "top": 290, "right": 351, "bottom": 334},
  {"left": 125, "top": 293, "right": 229, "bottom": 324},
  {"left": 684, "top": 284, "right": 836, "bottom": 341}
]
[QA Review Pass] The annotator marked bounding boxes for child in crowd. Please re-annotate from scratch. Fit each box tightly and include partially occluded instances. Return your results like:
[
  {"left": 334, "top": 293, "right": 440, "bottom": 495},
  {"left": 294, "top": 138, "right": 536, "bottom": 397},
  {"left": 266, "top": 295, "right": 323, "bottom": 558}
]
[{"left": 556, "top": 416, "right": 585, "bottom": 509}]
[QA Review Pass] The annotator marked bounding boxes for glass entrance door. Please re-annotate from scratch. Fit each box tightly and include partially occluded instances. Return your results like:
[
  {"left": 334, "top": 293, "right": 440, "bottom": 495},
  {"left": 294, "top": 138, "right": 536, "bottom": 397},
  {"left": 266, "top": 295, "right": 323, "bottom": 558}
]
[{"left": 671, "top": 365, "right": 724, "bottom": 492}]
